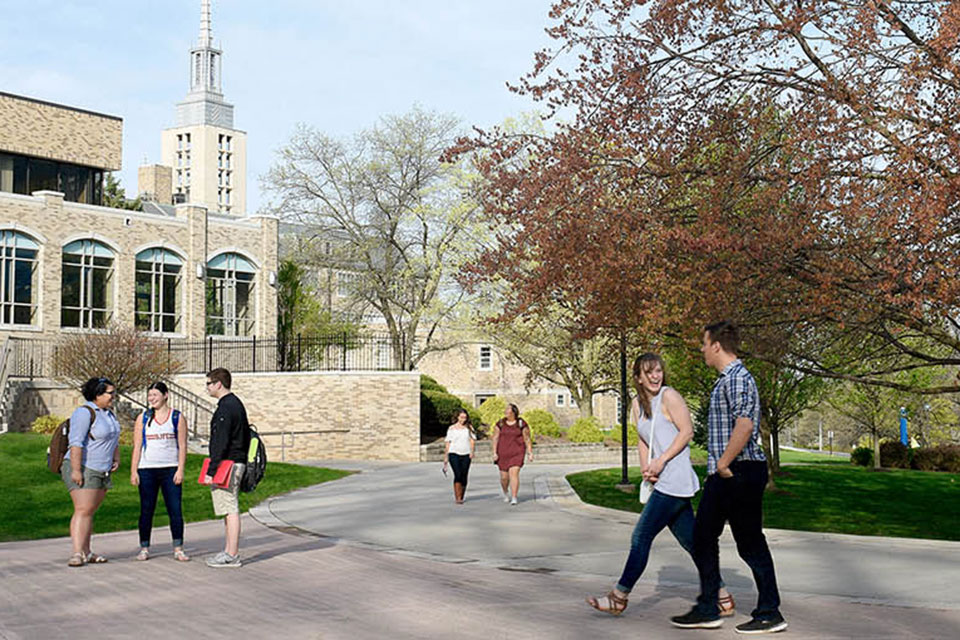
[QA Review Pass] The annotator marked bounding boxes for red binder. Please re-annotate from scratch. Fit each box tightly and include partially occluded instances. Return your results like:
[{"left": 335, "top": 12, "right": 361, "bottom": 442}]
[{"left": 198, "top": 459, "right": 234, "bottom": 488}]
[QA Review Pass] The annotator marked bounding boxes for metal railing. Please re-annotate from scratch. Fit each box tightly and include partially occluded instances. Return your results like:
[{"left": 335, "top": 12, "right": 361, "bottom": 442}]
[
  {"left": 0, "top": 337, "right": 14, "bottom": 433},
  {"left": 7, "top": 332, "right": 406, "bottom": 377},
  {"left": 129, "top": 379, "right": 217, "bottom": 441}
]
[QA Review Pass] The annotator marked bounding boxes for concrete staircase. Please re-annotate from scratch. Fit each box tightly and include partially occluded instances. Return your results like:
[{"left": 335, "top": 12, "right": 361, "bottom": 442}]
[{"left": 420, "top": 439, "right": 642, "bottom": 464}]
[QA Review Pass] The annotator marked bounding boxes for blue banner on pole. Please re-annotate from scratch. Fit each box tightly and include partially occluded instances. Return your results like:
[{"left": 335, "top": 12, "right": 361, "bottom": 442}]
[{"left": 899, "top": 407, "right": 908, "bottom": 446}]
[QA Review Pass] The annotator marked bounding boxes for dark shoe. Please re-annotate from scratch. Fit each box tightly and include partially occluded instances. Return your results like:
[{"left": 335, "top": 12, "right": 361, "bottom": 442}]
[
  {"left": 670, "top": 608, "right": 723, "bottom": 629},
  {"left": 735, "top": 615, "right": 788, "bottom": 634}
]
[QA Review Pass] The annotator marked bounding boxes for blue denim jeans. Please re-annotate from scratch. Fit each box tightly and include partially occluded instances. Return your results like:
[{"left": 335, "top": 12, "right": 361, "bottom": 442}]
[
  {"left": 616, "top": 490, "right": 699, "bottom": 592},
  {"left": 693, "top": 460, "right": 781, "bottom": 619},
  {"left": 137, "top": 467, "right": 184, "bottom": 548}
]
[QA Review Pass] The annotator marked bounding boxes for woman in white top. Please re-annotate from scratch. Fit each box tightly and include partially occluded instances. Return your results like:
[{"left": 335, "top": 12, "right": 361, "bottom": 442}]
[
  {"left": 587, "top": 353, "right": 733, "bottom": 617},
  {"left": 443, "top": 409, "right": 476, "bottom": 504},
  {"left": 130, "top": 381, "right": 190, "bottom": 561}
]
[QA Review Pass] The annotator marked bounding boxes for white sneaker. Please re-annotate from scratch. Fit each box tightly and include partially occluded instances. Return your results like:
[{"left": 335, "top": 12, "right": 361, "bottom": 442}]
[
  {"left": 510, "top": 497, "right": 518, "bottom": 506},
  {"left": 502, "top": 490, "right": 511, "bottom": 503}
]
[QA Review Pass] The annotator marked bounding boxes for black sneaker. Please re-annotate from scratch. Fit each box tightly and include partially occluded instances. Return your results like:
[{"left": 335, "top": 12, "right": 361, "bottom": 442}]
[
  {"left": 735, "top": 615, "right": 788, "bottom": 634},
  {"left": 670, "top": 608, "right": 723, "bottom": 629}
]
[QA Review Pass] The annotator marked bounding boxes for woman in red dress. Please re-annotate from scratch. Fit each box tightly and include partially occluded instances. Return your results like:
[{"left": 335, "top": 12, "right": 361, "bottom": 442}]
[{"left": 491, "top": 403, "right": 533, "bottom": 505}]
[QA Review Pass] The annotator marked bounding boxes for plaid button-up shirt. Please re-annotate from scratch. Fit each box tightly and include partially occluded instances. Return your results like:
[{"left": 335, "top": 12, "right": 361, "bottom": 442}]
[{"left": 706, "top": 359, "right": 766, "bottom": 474}]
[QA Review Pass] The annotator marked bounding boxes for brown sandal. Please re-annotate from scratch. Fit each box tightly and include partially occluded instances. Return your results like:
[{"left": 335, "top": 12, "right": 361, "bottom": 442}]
[
  {"left": 586, "top": 590, "right": 628, "bottom": 616},
  {"left": 718, "top": 592, "right": 736, "bottom": 617}
]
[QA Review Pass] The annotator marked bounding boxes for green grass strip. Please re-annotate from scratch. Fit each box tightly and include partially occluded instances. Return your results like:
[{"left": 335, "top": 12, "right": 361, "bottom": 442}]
[
  {"left": 567, "top": 463, "right": 960, "bottom": 541},
  {"left": 0, "top": 433, "right": 352, "bottom": 542}
]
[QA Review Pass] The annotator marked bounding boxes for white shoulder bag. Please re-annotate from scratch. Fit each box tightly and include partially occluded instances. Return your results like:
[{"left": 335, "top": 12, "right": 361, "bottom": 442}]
[{"left": 639, "top": 392, "right": 662, "bottom": 504}]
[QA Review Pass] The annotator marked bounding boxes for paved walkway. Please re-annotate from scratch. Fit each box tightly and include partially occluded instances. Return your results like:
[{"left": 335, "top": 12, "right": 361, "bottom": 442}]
[{"left": 1, "top": 461, "right": 957, "bottom": 639}]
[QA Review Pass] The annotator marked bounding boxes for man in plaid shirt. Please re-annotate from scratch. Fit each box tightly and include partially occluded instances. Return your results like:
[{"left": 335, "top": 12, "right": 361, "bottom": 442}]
[{"left": 671, "top": 321, "right": 787, "bottom": 634}]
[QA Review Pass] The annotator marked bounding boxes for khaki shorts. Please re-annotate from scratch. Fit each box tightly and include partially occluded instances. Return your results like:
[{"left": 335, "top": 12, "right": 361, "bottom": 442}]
[
  {"left": 211, "top": 463, "right": 245, "bottom": 516},
  {"left": 61, "top": 464, "right": 113, "bottom": 491}
]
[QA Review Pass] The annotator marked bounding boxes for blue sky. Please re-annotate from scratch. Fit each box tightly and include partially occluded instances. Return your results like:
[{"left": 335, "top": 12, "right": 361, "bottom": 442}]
[{"left": 0, "top": 0, "right": 555, "bottom": 212}]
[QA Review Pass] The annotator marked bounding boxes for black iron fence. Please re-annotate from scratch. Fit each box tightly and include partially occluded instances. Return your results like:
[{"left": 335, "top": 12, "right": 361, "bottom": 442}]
[{"left": 9, "top": 332, "right": 406, "bottom": 378}]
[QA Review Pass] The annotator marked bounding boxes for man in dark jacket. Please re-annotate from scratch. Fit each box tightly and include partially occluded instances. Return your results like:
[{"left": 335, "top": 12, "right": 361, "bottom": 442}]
[{"left": 203, "top": 368, "right": 250, "bottom": 568}]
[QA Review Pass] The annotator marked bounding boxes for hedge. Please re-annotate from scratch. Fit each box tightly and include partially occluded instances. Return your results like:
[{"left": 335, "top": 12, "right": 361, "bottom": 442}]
[
  {"left": 568, "top": 416, "right": 605, "bottom": 443},
  {"left": 607, "top": 422, "right": 638, "bottom": 446},
  {"left": 523, "top": 408, "right": 563, "bottom": 442},
  {"left": 851, "top": 446, "right": 873, "bottom": 467}
]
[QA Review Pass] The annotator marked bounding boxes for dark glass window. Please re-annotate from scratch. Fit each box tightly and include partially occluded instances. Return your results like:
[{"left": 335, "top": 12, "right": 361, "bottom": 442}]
[
  {"left": 0, "top": 231, "right": 39, "bottom": 326},
  {"left": 0, "top": 152, "right": 103, "bottom": 205},
  {"left": 60, "top": 239, "right": 114, "bottom": 329},
  {"left": 135, "top": 248, "right": 183, "bottom": 334},
  {"left": 29, "top": 159, "right": 58, "bottom": 193}
]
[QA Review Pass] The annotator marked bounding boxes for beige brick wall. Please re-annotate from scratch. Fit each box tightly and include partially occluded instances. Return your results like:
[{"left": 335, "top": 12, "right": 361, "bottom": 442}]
[
  {"left": 173, "top": 371, "right": 420, "bottom": 461},
  {"left": 418, "top": 342, "right": 621, "bottom": 428},
  {"left": 0, "top": 191, "right": 278, "bottom": 341},
  {"left": 0, "top": 92, "right": 122, "bottom": 170},
  {"left": 138, "top": 164, "right": 173, "bottom": 204},
  {"left": 161, "top": 125, "right": 246, "bottom": 215}
]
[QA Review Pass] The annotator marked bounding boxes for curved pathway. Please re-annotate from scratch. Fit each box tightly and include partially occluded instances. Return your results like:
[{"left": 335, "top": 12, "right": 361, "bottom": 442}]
[{"left": 1, "top": 461, "right": 958, "bottom": 639}]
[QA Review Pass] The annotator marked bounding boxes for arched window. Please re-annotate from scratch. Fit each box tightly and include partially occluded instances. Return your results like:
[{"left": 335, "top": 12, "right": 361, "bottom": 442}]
[
  {"left": 135, "top": 248, "right": 183, "bottom": 334},
  {"left": 0, "top": 230, "right": 39, "bottom": 326},
  {"left": 61, "top": 239, "right": 114, "bottom": 328},
  {"left": 206, "top": 252, "right": 256, "bottom": 336}
]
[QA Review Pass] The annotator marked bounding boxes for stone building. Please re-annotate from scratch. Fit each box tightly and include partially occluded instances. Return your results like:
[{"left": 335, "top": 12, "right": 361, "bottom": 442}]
[
  {"left": 417, "top": 339, "right": 622, "bottom": 429},
  {"left": 0, "top": 90, "right": 277, "bottom": 342}
]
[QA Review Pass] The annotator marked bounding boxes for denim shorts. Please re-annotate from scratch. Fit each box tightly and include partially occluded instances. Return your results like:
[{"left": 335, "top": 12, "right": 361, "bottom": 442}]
[{"left": 61, "top": 463, "right": 113, "bottom": 491}]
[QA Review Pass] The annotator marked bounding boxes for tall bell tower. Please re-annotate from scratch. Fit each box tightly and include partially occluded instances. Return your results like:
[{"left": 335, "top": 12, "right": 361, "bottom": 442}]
[{"left": 160, "top": 0, "right": 247, "bottom": 214}]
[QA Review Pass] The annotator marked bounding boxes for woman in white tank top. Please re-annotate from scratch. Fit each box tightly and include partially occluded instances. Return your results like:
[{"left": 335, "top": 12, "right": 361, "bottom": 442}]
[
  {"left": 130, "top": 381, "right": 190, "bottom": 562},
  {"left": 587, "top": 353, "right": 732, "bottom": 617}
]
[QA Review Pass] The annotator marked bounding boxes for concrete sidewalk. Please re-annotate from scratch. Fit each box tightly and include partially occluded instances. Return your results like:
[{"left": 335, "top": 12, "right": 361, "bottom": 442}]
[{"left": 1, "top": 461, "right": 957, "bottom": 639}]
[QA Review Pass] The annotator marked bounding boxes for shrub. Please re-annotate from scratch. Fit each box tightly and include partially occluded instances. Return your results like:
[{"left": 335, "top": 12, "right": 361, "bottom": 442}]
[
  {"left": 478, "top": 396, "right": 507, "bottom": 429},
  {"left": 421, "top": 389, "right": 482, "bottom": 440},
  {"left": 851, "top": 446, "right": 873, "bottom": 467},
  {"left": 935, "top": 444, "right": 960, "bottom": 473},
  {"left": 523, "top": 408, "right": 564, "bottom": 442},
  {"left": 51, "top": 323, "right": 183, "bottom": 394},
  {"left": 30, "top": 414, "right": 66, "bottom": 434},
  {"left": 911, "top": 447, "right": 943, "bottom": 472},
  {"left": 879, "top": 441, "right": 910, "bottom": 469},
  {"left": 31, "top": 413, "right": 133, "bottom": 445},
  {"left": 420, "top": 375, "right": 446, "bottom": 393},
  {"left": 607, "top": 422, "right": 638, "bottom": 446},
  {"left": 567, "top": 416, "right": 605, "bottom": 443}
]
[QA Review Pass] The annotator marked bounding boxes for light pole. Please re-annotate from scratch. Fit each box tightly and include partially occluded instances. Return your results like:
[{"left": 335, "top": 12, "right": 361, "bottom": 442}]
[{"left": 616, "top": 330, "right": 634, "bottom": 491}]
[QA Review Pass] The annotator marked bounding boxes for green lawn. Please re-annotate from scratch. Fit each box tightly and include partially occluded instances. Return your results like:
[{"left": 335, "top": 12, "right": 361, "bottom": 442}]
[
  {"left": 567, "top": 464, "right": 960, "bottom": 541},
  {"left": 0, "top": 432, "right": 352, "bottom": 542},
  {"left": 779, "top": 449, "right": 849, "bottom": 465}
]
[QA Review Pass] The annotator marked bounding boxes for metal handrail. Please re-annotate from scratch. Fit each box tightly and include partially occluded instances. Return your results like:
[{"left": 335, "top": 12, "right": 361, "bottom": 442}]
[
  {"left": 256, "top": 428, "right": 351, "bottom": 462},
  {"left": 0, "top": 337, "right": 14, "bottom": 433},
  {"left": 129, "top": 379, "right": 217, "bottom": 442}
]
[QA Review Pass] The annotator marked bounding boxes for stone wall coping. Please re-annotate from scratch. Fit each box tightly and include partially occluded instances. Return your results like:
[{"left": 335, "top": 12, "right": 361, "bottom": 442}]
[
  {"left": 65, "top": 200, "right": 189, "bottom": 226},
  {"left": 0, "top": 191, "right": 41, "bottom": 205},
  {"left": 174, "top": 370, "right": 420, "bottom": 379},
  {"left": 32, "top": 190, "right": 65, "bottom": 198}
]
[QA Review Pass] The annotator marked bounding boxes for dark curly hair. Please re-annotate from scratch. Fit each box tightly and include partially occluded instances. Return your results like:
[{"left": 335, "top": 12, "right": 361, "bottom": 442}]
[{"left": 81, "top": 377, "right": 114, "bottom": 401}]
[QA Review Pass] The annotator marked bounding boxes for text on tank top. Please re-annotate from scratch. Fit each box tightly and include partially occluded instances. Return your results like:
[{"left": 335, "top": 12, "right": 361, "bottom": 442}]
[{"left": 139, "top": 409, "right": 180, "bottom": 469}]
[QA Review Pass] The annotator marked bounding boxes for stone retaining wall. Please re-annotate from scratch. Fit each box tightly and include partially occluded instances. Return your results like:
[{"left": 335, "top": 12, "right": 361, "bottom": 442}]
[{"left": 173, "top": 371, "right": 420, "bottom": 462}]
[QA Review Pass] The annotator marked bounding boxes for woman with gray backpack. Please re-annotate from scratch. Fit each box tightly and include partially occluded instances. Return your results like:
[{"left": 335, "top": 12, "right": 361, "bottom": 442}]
[
  {"left": 130, "top": 381, "right": 190, "bottom": 562},
  {"left": 586, "top": 353, "right": 734, "bottom": 618}
]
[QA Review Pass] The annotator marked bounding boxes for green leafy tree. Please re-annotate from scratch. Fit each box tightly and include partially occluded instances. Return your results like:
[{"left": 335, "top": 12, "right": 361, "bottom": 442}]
[
  {"left": 102, "top": 172, "right": 141, "bottom": 211},
  {"left": 276, "top": 259, "right": 361, "bottom": 370},
  {"left": 264, "top": 106, "right": 486, "bottom": 369}
]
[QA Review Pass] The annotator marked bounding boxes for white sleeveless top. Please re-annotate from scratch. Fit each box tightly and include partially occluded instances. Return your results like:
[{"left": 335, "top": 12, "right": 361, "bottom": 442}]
[
  {"left": 139, "top": 410, "right": 180, "bottom": 469},
  {"left": 633, "top": 388, "right": 700, "bottom": 498}
]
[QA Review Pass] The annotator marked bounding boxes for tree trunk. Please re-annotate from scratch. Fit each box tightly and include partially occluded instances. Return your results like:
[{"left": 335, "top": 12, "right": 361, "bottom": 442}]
[
  {"left": 873, "top": 430, "right": 881, "bottom": 469},
  {"left": 760, "top": 415, "right": 777, "bottom": 489}
]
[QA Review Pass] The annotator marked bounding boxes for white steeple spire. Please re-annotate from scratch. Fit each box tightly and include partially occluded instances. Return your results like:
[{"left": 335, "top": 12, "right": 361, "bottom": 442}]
[
  {"left": 200, "top": 0, "right": 213, "bottom": 48},
  {"left": 176, "top": 0, "right": 234, "bottom": 128}
]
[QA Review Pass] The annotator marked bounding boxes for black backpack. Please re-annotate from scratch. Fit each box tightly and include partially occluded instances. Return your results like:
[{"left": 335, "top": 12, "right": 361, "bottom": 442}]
[{"left": 240, "top": 425, "right": 267, "bottom": 492}]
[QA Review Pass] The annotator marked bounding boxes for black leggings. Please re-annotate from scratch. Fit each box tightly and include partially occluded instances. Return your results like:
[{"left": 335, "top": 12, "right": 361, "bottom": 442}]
[{"left": 448, "top": 453, "right": 471, "bottom": 486}]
